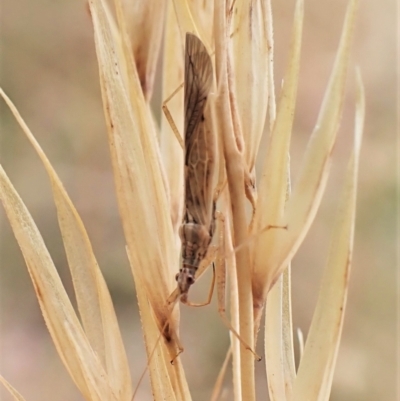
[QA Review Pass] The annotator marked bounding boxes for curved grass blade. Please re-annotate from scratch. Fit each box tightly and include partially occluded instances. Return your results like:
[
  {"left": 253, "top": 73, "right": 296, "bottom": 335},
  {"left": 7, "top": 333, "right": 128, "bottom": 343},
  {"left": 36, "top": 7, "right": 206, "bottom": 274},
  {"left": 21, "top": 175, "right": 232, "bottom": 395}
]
[
  {"left": 265, "top": 265, "right": 296, "bottom": 401},
  {"left": 213, "top": 2, "right": 256, "bottom": 399},
  {"left": 231, "top": 0, "right": 270, "bottom": 170},
  {"left": 252, "top": 0, "right": 360, "bottom": 304},
  {"left": 161, "top": 5, "right": 185, "bottom": 235},
  {"left": 0, "top": 166, "right": 117, "bottom": 401},
  {"left": 0, "top": 88, "right": 132, "bottom": 398},
  {"left": 0, "top": 376, "right": 27, "bottom": 401},
  {"left": 119, "top": 0, "right": 166, "bottom": 101},
  {"left": 89, "top": 0, "right": 190, "bottom": 398},
  {"left": 291, "top": 69, "right": 364, "bottom": 401}
]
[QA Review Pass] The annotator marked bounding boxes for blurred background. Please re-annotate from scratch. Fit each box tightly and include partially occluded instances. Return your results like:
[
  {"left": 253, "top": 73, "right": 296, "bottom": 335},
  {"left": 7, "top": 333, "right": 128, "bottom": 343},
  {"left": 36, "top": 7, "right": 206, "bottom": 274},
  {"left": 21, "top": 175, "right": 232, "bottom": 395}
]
[{"left": 0, "top": 0, "right": 396, "bottom": 400}]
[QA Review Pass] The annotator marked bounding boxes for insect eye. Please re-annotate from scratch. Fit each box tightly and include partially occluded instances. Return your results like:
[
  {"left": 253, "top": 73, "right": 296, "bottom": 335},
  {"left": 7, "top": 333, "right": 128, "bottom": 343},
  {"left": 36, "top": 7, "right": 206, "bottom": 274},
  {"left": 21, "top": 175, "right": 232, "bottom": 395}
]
[
  {"left": 175, "top": 273, "right": 179, "bottom": 281},
  {"left": 187, "top": 276, "right": 195, "bottom": 285}
]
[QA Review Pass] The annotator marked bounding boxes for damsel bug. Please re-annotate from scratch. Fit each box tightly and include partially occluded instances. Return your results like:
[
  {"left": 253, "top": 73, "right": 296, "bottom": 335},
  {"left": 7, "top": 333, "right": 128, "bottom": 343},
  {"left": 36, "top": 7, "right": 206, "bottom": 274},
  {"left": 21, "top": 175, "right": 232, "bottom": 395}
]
[
  {"left": 165, "top": 33, "right": 260, "bottom": 361},
  {"left": 169, "top": 33, "right": 217, "bottom": 304}
]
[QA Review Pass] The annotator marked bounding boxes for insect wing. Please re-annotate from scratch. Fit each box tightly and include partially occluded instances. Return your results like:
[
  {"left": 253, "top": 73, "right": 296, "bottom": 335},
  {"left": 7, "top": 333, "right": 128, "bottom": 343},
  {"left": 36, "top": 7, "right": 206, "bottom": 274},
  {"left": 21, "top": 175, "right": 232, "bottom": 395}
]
[
  {"left": 184, "top": 33, "right": 215, "bottom": 228},
  {"left": 184, "top": 34, "right": 213, "bottom": 147}
]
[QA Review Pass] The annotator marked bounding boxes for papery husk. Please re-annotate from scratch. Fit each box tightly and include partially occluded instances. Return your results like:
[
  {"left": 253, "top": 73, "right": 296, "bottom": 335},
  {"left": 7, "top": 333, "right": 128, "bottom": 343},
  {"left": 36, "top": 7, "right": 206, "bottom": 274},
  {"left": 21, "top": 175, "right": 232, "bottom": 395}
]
[
  {"left": 290, "top": 69, "right": 364, "bottom": 401},
  {"left": 0, "top": 88, "right": 132, "bottom": 399},
  {"left": 252, "top": 0, "right": 359, "bottom": 335},
  {"left": 265, "top": 265, "right": 296, "bottom": 401},
  {"left": 0, "top": 166, "right": 119, "bottom": 401},
  {"left": 231, "top": 0, "right": 270, "bottom": 170},
  {"left": 213, "top": 1, "right": 256, "bottom": 400},
  {"left": 121, "top": 0, "right": 166, "bottom": 101},
  {"left": 89, "top": 0, "right": 190, "bottom": 399},
  {"left": 160, "top": 3, "right": 185, "bottom": 236}
]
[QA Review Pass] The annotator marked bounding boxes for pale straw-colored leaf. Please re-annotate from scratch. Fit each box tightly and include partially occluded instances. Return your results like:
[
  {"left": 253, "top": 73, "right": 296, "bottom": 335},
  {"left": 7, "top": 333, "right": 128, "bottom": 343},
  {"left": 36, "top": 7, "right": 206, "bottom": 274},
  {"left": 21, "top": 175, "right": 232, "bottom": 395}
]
[
  {"left": 252, "top": 0, "right": 303, "bottom": 341},
  {"left": 89, "top": 0, "right": 189, "bottom": 398},
  {"left": 206, "top": 192, "right": 242, "bottom": 401},
  {"left": 252, "top": 0, "right": 303, "bottom": 241},
  {"left": 187, "top": 0, "right": 214, "bottom": 43},
  {"left": 231, "top": 0, "right": 270, "bottom": 170},
  {"left": 170, "top": 0, "right": 214, "bottom": 50},
  {"left": 0, "top": 166, "right": 116, "bottom": 401},
  {"left": 265, "top": 0, "right": 276, "bottom": 128},
  {"left": 117, "top": 12, "right": 171, "bottom": 236},
  {"left": 171, "top": 0, "right": 202, "bottom": 43},
  {"left": 0, "top": 88, "right": 131, "bottom": 399},
  {"left": 291, "top": 69, "right": 364, "bottom": 401},
  {"left": 263, "top": 0, "right": 300, "bottom": 378},
  {"left": 251, "top": 0, "right": 303, "bottom": 292},
  {"left": 281, "top": 266, "right": 296, "bottom": 396},
  {"left": 252, "top": 0, "right": 359, "bottom": 300},
  {"left": 265, "top": 265, "right": 296, "bottom": 401},
  {"left": 225, "top": 207, "right": 242, "bottom": 401},
  {"left": 0, "top": 376, "right": 26, "bottom": 401},
  {"left": 113, "top": 0, "right": 172, "bottom": 212},
  {"left": 127, "top": 248, "right": 190, "bottom": 401},
  {"left": 63, "top": 320, "right": 119, "bottom": 401},
  {"left": 265, "top": 275, "right": 287, "bottom": 401},
  {"left": 161, "top": 4, "right": 185, "bottom": 235},
  {"left": 89, "top": 0, "right": 173, "bottom": 336},
  {"left": 120, "top": 0, "right": 166, "bottom": 101},
  {"left": 214, "top": 2, "right": 256, "bottom": 400},
  {"left": 231, "top": 279, "right": 243, "bottom": 401}
]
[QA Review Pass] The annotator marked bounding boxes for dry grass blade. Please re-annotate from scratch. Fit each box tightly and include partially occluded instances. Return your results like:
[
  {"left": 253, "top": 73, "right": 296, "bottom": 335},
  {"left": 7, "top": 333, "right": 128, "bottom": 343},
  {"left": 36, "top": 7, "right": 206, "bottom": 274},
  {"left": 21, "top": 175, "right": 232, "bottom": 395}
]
[
  {"left": 231, "top": 0, "right": 270, "bottom": 169},
  {"left": 89, "top": 0, "right": 190, "bottom": 398},
  {"left": 281, "top": 267, "right": 296, "bottom": 392},
  {"left": 119, "top": 0, "right": 166, "bottom": 101},
  {"left": 171, "top": 0, "right": 207, "bottom": 45},
  {"left": 252, "top": 0, "right": 360, "bottom": 308},
  {"left": 277, "top": 0, "right": 360, "bottom": 271},
  {"left": 213, "top": 2, "right": 256, "bottom": 400},
  {"left": 291, "top": 69, "right": 364, "bottom": 401},
  {"left": 251, "top": 0, "right": 303, "bottom": 323},
  {"left": 126, "top": 249, "right": 189, "bottom": 401},
  {"left": 253, "top": 0, "right": 303, "bottom": 236},
  {"left": 265, "top": 265, "right": 296, "bottom": 401},
  {"left": 0, "top": 88, "right": 131, "bottom": 398},
  {"left": 251, "top": 3, "right": 302, "bottom": 388},
  {"left": 0, "top": 166, "right": 118, "bottom": 401},
  {"left": 224, "top": 208, "right": 242, "bottom": 401},
  {"left": 91, "top": 0, "right": 175, "bottom": 303},
  {"left": 161, "top": 5, "right": 185, "bottom": 235},
  {"left": 265, "top": 0, "right": 276, "bottom": 126},
  {"left": 0, "top": 376, "right": 26, "bottom": 401},
  {"left": 264, "top": 275, "right": 287, "bottom": 401}
]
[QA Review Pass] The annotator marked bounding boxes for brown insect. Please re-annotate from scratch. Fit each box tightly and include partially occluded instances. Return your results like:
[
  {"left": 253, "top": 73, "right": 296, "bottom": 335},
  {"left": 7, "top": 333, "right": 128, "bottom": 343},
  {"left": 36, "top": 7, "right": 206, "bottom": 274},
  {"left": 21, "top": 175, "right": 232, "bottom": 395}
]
[
  {"left": 168, "top": 33, "right": 217, "bottom": 305},
  {"left": 164, "top": 33, "right": 260, "bottom": 362}
]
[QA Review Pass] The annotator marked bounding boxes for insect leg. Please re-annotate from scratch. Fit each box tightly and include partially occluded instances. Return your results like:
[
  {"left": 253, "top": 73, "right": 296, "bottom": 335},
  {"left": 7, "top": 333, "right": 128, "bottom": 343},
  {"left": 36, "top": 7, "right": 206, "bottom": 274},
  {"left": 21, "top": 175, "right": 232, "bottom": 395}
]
[
  {"left": 182, "top": 262, "right": 216, "bottom": 307},
  {"left": 180, "top": 247, "right": 218, "bottom": 307},
  {"left": 169, "top": 336, "right": 184, "bottom": 365},
  {"left": 162, "top": 82, "right": 185, "bottom": 149},
  {"left": 215, "top": 211, "right": 262, "bottom": 361}
]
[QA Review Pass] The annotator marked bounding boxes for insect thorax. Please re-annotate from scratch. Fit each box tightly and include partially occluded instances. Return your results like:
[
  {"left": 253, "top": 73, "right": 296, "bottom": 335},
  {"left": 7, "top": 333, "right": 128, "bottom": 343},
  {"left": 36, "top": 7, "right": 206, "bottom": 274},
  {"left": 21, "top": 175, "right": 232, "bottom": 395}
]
[{"left": 179, "top": 222, "right": 212, "bottom": 270}]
